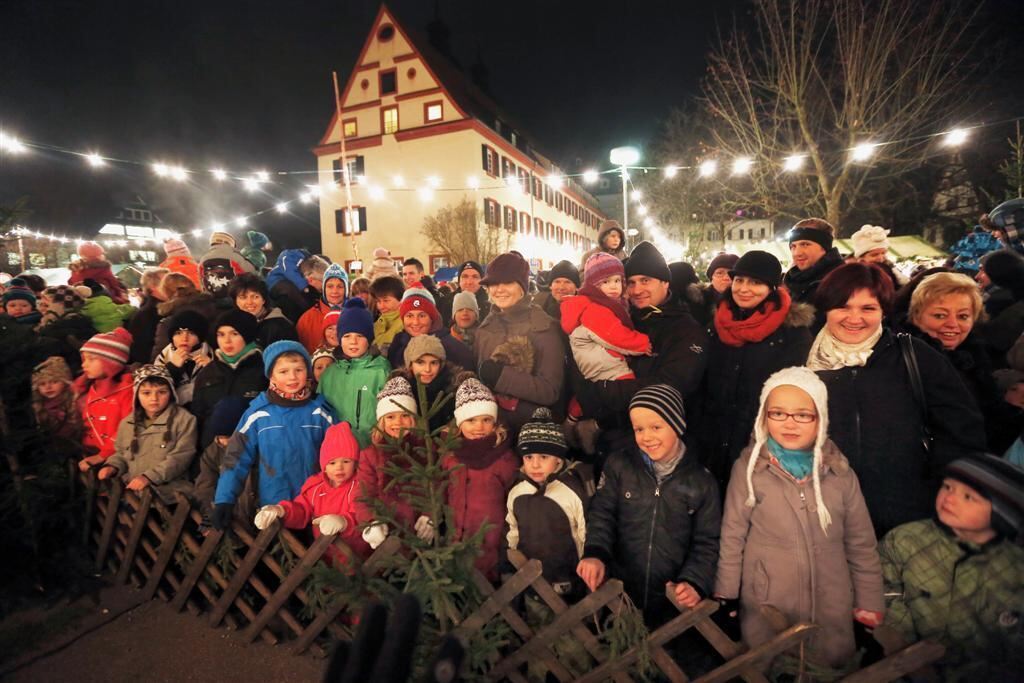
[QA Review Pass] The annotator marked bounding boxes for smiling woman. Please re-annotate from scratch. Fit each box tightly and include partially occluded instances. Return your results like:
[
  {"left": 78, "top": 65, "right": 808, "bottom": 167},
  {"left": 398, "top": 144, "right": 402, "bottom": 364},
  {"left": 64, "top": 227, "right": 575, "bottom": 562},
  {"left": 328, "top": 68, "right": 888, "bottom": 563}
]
[{"left": 807, "top": 263, "right": 987, "bottom": 535}]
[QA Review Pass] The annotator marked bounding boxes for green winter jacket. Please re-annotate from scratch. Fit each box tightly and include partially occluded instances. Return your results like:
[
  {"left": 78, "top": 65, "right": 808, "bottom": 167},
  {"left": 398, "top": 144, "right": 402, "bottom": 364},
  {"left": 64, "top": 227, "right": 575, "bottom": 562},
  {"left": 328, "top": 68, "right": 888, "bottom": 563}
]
[
  {"left": 879, "top": 519, "right": 1024, "bottom": 680},
  {"left": 317, "top": 352, "right": 391, "bottom": 448},
  {"left": 83, "top": 295, "right": 134, "bottom": 333}
]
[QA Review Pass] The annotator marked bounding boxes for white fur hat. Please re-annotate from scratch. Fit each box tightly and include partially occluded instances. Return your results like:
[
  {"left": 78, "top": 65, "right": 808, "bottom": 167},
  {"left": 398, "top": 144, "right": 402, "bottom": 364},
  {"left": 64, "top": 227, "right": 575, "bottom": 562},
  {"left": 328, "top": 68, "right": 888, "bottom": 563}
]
[
  {"left": 850, "top": 224, "right": 891, "bottom": 258},
  {"left": 745, "top": 366, "right": 833, "bottom": 533}
]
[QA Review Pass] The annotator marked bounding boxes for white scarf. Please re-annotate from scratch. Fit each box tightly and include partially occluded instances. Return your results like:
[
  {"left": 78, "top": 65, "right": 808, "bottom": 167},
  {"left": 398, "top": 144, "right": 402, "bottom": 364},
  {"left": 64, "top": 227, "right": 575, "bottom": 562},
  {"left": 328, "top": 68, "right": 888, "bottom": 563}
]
[{"left": 805, "top": 324, "right": 883, "bottom": 371}]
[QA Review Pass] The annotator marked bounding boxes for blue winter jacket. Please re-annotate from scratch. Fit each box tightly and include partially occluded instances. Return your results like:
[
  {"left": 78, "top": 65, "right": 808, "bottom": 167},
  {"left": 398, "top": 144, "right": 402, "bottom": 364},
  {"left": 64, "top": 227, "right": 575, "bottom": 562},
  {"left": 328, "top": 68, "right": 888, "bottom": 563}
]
[
  {"left": 267, "top": 249, "right": 311, "bottom": 292},
  {"left": 214, "top": 392, "right": 336, "bottom": 506}
]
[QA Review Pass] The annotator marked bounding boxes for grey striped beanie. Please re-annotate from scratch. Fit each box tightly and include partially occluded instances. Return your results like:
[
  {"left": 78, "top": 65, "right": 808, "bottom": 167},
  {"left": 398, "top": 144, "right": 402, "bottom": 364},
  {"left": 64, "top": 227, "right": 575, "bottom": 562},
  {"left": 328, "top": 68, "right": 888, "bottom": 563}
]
[
  {"left": 629, "top": 384, "right": 686, "bottom": 437},
  {"left": 516, "top": 408, "right": 566, "bottom": 458}
]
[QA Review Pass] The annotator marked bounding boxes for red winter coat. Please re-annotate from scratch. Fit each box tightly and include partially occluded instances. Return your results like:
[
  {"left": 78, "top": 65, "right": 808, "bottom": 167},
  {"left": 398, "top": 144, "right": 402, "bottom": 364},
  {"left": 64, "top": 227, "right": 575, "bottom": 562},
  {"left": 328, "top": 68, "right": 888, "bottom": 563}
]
[
  {"left": 69, "top": 260, "right": 128, "bottom": 304},
  {"left": 159, "top": 255, "right": 202, "bottom": 289},
  {"left": 442, "top": 434, "right": 520, "bottom": 580},
  {"left": 297, "top": 300, "right": 335, "bottom": 353},
  {"left": 353, "top": 439, "right": 422, "bottom": 530},
  {"left": 560, "top": 292, "right": 650, "bottom": 381},
  {"left": 279, "top": 473, "right": 372, "bottom": 567},
  {"left": 77, "top": 373, "right": 134, "bottom": 458}
]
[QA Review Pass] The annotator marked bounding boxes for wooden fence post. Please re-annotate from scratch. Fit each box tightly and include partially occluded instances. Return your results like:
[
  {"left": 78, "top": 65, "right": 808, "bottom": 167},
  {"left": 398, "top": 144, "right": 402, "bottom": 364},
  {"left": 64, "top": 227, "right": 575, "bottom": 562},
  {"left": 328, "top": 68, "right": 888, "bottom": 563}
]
[
  {"left": 94, "top": 479, "right": 123, "bottom": 572},
  {"left": 142, "top": 494, "right": 192, "bottom": 600},
  {"left": 115, "top": 488, "right": 153, "bottom": 583},
  {"left": 208, "top": 519, "right": 281, "bottom": 627}
]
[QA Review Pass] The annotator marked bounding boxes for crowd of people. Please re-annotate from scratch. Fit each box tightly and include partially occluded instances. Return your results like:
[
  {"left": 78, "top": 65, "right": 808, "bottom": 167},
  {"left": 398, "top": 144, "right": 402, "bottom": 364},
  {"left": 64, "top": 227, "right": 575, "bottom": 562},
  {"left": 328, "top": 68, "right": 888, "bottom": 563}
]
[{"left": 1, "top": 206, "right": 1023, "bottom": 679}]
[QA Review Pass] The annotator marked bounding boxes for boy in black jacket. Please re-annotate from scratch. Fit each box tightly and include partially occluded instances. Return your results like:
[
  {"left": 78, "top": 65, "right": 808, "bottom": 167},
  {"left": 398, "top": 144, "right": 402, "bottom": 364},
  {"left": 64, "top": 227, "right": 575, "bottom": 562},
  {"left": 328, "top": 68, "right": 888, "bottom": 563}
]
[{"left": 578, "top": 384, "right": 721, "bottom": 627}]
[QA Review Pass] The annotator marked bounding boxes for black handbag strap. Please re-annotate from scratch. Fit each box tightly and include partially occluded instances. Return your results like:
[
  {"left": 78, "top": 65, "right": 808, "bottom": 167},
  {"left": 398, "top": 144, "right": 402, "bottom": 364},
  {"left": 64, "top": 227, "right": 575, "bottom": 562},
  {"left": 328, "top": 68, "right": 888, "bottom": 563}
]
[{"left": 897, "top": 333, "right": 929, "bottom": 427}]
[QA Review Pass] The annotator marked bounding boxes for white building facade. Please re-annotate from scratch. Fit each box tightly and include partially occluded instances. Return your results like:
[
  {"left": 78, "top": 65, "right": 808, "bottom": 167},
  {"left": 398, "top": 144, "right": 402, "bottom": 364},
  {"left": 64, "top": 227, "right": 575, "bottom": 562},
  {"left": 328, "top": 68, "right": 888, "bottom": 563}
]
[{"left": 315, "top": 5, "right": 604, "bottom": 274}]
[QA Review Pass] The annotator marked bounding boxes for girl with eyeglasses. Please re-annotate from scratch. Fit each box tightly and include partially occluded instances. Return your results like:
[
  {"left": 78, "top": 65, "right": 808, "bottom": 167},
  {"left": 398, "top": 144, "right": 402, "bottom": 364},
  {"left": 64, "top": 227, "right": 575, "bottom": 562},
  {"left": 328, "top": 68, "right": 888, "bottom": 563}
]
[{"left": 715, "top": 367, "right": 883, "bottom": 672}]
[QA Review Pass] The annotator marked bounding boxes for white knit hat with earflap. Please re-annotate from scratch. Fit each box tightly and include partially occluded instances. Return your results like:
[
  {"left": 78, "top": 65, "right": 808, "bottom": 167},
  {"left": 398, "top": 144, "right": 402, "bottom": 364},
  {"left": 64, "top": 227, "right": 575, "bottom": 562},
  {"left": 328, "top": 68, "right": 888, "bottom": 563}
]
[{"left": 745, "top": 366, "right": 833, "bottom": 533}]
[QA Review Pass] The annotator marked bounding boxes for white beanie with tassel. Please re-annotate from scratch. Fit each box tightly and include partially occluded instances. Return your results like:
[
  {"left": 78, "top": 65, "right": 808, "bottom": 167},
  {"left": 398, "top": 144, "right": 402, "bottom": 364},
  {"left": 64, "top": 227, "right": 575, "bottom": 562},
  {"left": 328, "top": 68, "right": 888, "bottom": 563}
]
[{"left": 744, "top": 366, "right": 833, "bottom": 533}]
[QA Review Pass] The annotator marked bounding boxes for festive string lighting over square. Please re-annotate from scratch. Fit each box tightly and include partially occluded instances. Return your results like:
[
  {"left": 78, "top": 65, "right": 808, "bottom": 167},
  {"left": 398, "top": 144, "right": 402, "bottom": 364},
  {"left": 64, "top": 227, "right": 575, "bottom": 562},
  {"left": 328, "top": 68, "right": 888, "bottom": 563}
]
[
  {"left": 850, "top": 142, "right": 877, "bottom": 162},
  {"left": 698, "top": 159, "right": 718, "bottom": 177},
  {"left": 783, "top": 154, "right": 806, "bottom": 172},
  {"left": 582, "top": 169, "right": 599, "bottom": 183},
  {"left": 663, "top": 165, "right": 679, "bottom": 179},
  {"left": 86, "top": 153, "right": 105, "bottom": 167},
  {"left": 942, "top": 128, "right": 969, "bottom": 146},
  {"left": 731, "top": 157, "right": 753, "bottom": 175}
]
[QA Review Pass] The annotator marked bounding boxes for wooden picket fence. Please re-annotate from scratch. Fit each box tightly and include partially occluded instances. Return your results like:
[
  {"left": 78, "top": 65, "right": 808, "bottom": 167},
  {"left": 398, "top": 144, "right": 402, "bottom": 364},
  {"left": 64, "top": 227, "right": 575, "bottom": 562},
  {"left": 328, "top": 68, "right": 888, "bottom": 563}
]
[{"left": 82, "top": 472, "right": 944, "bottom": 681}]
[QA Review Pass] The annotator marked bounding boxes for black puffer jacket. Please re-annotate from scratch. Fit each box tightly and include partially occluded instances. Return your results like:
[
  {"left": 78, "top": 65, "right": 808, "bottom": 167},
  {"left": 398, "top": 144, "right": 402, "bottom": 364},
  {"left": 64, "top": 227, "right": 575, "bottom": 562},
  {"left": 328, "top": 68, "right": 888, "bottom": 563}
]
[
  {"left": 782, "top": 248, "right": 844, "bottom": 304},
  {"left": 572, "top": 292, "right": 709, "bottom": 429},
  {"left": 815, "top": 329, "right": 986, "bottom": 536},
  {"left": 38, "top": 312, "right": 97, "bottom": 374},
  {"left": 699, "top": 300, "right": 815, "bottom": 487},
  {"left": 583, "top": 440, "right": 721, "bottom": 626},
  {"left": 190, "top": 351, "right": 268, "bottom": 447}
]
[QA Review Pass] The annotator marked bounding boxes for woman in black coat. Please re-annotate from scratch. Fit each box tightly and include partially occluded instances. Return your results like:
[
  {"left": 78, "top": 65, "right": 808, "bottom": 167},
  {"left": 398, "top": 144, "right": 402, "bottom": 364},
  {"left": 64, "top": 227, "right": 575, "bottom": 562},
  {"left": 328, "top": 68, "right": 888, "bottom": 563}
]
[
  {"left": 699, "top": 251, "right": 814, "bottom": 488},
  {"left": 808, "top": 264, "right": 986, "bottom": 535}
]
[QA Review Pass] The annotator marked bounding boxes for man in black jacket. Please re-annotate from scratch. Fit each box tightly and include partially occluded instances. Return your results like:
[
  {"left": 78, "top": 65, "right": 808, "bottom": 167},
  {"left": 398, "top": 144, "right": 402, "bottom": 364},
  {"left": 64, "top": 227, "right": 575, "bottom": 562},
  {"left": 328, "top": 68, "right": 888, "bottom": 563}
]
[{"left": 437, "top": 260, "right": 491, "bottom": 326}]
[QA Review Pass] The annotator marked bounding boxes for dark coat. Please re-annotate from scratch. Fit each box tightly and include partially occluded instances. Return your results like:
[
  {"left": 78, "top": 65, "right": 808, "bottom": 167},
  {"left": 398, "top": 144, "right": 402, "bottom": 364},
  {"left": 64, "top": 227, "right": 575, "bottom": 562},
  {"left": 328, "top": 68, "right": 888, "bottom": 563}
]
[
  {"left": 572, "top": 291, "right": 709, "bottom": 429},
  {"left": 190, "top": 351, "right": 268, "bottom": 447},
  {"left": 389, "top": 365, "right": 471, "bottom": 433},
  {"left": 782, "top": 248, "right": 844, "bottom": 304},
  {"left": 38, "top": 312, "right": 97, "bottom": 374},
  {"left": 269, "top": 279, "right": 318, "bottom": 325},
  {"left": 699, "top": 301, "right": 815, "bottom": 486},
  {"left": 583, "top": 440, "right": 721, "bottom": 626},
  {"left": 255, "top": 307, "right": 299, "bottom": 349},
  {"left": 815, "top": 329, "right": 987, "bottom": 535},
  {"left": 531, "top": 291, "right": 562, "bottom": 322},
  {"left": 128, "top": 295, "right": 162, "bottom": 365}
]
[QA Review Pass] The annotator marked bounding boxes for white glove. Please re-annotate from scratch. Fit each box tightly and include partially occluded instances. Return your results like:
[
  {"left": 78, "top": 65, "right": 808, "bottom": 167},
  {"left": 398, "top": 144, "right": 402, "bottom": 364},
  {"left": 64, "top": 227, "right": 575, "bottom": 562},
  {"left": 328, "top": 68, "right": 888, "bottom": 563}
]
[
  {"left": 362, "top": 522, "right": 389, "bottom": 549},
  {"left": 254, "top": 504, "right": 284, "bottom": 530},
  {"left": 414, "top": 515, "right": 435, "bottom": 542},
  {"left": 314, "top": 514, "right": 347, "bottom": 536}
]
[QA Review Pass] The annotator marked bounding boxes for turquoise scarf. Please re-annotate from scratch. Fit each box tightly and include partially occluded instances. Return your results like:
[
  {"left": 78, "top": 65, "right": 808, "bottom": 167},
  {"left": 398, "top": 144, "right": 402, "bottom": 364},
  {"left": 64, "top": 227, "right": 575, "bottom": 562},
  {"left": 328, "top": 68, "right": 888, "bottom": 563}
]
[{"left": 766, "top": 436, "right": 814, "bottom": 480}]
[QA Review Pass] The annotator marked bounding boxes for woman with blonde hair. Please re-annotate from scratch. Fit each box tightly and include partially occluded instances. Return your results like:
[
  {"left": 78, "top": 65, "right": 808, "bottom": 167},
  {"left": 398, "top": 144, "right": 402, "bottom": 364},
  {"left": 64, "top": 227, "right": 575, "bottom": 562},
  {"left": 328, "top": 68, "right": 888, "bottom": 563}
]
[{"left": 904, "top": 271, "right": 1016, "bottom": 451}]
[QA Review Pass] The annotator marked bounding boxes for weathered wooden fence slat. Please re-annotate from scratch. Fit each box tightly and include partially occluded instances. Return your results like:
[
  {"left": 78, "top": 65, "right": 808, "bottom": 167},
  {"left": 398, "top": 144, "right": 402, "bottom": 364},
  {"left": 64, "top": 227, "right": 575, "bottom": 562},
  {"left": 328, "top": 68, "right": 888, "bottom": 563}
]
[{"left": 76, "top": 474, "right": 945, "bottom": 682}]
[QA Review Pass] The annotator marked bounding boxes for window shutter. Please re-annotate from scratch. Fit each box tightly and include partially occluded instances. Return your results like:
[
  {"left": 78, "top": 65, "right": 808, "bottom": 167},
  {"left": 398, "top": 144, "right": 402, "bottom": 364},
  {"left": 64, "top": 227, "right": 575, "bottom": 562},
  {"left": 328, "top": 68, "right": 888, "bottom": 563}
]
[
  {"left": 357, "top": 206, "right": 367, "bottom": 233},
  {"left": 355, "top": 156, "right": 365, "bottom": 176},
  {"left": 335, "top": 208, "right": 345, "bottom": 234},
  {"left": 332, "top": 159, "right": 342, "bottom": 183},
  {"left": 481, "top": 145, "right": 490, "bottom": 172}
]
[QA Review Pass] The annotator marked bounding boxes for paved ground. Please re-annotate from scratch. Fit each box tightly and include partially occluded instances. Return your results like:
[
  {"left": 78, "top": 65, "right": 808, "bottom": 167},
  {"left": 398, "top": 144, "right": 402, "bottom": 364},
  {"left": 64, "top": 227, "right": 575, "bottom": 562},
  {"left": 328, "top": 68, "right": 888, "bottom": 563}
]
[{"left": 2, "top": 586, "right": 326, "bottom": 682}]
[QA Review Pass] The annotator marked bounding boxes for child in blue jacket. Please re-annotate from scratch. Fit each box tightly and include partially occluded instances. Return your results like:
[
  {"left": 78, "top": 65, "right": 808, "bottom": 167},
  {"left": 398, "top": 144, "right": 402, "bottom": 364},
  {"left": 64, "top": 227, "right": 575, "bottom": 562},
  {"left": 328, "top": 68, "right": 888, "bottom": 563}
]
[{"left": 211, "top": 340, "right": 336, "bottom": 530}]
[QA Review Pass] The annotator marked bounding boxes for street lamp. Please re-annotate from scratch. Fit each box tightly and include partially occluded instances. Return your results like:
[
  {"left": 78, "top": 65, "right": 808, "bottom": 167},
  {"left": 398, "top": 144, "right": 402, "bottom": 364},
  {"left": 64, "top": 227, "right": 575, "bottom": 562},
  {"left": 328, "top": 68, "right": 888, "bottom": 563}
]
[{"left": 609, "top": 146, "right": 641, "bottom": 248}]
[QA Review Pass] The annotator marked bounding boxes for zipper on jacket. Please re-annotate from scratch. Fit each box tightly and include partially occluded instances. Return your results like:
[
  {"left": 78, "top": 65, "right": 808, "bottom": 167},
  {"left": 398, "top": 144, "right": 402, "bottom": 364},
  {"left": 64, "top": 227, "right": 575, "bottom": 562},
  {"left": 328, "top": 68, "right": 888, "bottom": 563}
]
[
  {"left": 355, "top": 387, "right": 362, "bottom": 426},
  {"left": 643, "top": 481, "right": 661, "bottom": 610},
  {"left": 851, "top": 369, "right": 861, "bottom": 458}
]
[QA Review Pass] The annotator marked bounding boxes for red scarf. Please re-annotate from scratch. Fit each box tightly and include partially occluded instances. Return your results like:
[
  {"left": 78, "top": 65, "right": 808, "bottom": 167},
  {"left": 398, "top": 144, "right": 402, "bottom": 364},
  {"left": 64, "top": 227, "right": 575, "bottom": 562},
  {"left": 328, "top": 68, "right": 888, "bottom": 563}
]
[
  {"left": 577, "top": 283, "right": 633, "bottom": 328},
  {"left": 714, "top": 288, "right": 791, "bottom": 347}
]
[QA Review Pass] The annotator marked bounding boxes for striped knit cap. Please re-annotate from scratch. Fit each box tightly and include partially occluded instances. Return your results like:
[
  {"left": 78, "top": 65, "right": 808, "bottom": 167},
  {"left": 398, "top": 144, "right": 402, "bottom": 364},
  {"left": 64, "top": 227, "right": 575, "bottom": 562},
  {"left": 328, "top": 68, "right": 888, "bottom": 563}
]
[
  {"left": 80, "top": 327, "right": 133, "bottom": 367},
  {"left": 133, "top": 364, "right": 178, "bottom": 403},
  {"left": 629, "top": 384, "right": 686, "bottom": 437},
  {"left": 516, "top": 408, "right": 566, "bottom": 458},
  {"left": 454, "top": 377, "right": 497, "bottom": 426}
]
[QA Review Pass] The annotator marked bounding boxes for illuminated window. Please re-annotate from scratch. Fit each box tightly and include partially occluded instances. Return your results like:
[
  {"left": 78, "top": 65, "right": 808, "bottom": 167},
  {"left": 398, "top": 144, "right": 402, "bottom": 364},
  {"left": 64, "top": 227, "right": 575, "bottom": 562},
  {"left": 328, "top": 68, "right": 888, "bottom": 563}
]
[
  {"left": 382, "top": 107, "right": 398, "bottom": 135},
  {"left": 425, "top": 102, "right": 443, "bottom": 122},
  {"left": 343, "top": 119, "right": 357, "bottom": 137}
]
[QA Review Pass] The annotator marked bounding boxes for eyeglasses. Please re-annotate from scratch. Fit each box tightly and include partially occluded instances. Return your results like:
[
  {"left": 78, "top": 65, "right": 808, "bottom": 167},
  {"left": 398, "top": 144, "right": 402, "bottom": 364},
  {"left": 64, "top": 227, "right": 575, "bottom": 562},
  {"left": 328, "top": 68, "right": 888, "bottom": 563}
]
[{"left": 765, "top": 410, "right": 817, "bottom": 424}]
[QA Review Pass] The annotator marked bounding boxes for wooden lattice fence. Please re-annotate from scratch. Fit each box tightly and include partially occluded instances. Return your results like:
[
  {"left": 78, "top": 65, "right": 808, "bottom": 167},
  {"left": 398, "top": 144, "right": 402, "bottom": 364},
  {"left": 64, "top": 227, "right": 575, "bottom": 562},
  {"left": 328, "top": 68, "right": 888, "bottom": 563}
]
[{"left": 82, "top": 472, "right": 944, "bottom": 681}]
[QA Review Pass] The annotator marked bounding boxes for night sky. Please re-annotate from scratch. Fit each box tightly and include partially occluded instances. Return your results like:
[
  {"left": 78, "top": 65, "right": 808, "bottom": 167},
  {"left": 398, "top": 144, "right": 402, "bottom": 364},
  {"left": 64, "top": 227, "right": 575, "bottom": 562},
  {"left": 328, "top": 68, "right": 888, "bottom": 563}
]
[{"left": 2, "top": 0, "right": 1021, "bottom": 246}]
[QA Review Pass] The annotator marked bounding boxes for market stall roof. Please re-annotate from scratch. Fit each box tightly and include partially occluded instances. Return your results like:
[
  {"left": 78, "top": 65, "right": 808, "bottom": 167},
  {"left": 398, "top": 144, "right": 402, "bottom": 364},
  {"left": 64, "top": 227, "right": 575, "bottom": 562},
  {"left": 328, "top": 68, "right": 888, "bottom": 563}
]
[{"left": 725, "top": 235, "right": 946, "bottom": 265}]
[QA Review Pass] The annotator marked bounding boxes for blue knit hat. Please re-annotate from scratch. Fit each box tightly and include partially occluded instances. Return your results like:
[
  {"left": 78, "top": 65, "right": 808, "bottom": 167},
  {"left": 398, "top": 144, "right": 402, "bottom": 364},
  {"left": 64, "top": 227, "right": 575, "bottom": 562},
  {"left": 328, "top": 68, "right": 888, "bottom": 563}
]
[
  {"left": 337, "top": 297, "right": 374, "bottom": 341},
  {"left": 322, "top": 262, "right": 349, "bottom": 305},
  {"left": 263, "top": 340, "right": 311, "bottom": 377}
]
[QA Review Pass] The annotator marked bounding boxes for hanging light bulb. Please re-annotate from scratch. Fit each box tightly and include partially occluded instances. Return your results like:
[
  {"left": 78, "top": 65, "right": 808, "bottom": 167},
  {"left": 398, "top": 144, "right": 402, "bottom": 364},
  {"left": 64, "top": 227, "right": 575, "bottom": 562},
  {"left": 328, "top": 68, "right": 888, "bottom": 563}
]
[
  {"left": 731, "top": 157, "right": 753, "bottom": 175},
  {"left": 466, "top": 175, "right": 480, "bottom": 189},
  {"left": 783, "top": 155, "right": 806, "bottom": 172},
  {"left": 392, "top": 174, "right": 405, "bottom": 188},
  {"left": 211, "top": 168, "right": 228, "bottom": 181},
  {"left": 631, "top": 190, "right": 643, "bottom": 201},
  {"left": 698, "top": 160, "right": 717, "bottom": 177},
  {"left": 153, "top": 163, "right": 170, "bottom": 177},
  {"left": 243, "top": 177, "right": 260, "bottom": 192},
  {"left": 418, "top": 187, "right": 434, "bottom": 201},
  {"left": 255, "top": 170, "right": 270, "bottom": 182},
  {"left": 427, "top": 175, "right": 441, "bottom": 188},
  {"left": 850, "top": 142, "right": 877, "bottom": 162},
  {"left": 275, "top": 202, "right": 288, "bottom": 213},
  {"left": 942, "top": 128, "right": 969, "bottom": 146},
  {"left": 169, "top": 166, "right": 188, "bottom": 181},
  {"left": 663, "top": 165, "right": 679, "bottom": 179},
  {"left": 86, "top": 152, "right": 105, "bottom": 167},
  {"left": 234, "top": 216, "right": 248, "bottom": 227},
  {"left": 582, "top": 169, "right": 599, "bottom": 184},
  {"left": 368, "top": 185, "right": 385, "bottom": 200}
]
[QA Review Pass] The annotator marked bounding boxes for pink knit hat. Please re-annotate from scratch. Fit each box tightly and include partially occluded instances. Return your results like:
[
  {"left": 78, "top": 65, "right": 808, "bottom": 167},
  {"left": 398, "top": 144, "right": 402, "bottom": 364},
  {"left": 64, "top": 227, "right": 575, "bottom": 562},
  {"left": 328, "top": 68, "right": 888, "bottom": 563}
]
[
  {"left": 80, "top": 327, "right": 133, "bottom": 367},
  {"left": 77, "top": 241, "right": 105, "bottom": 261},
  {"left": 584, "top": 252, "right": 625, "bottom": 288},
  {"left": 163, "top": 238, "right": 191, "bottom": 258},
  {"left": 319, "top": 421, "right": 360, "bottom": 470}
]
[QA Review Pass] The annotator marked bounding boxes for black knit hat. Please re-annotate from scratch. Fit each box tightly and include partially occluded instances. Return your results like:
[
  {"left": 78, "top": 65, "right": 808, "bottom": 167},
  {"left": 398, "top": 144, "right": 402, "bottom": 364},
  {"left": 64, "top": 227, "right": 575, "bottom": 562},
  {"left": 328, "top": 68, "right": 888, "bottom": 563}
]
[
  {"left": 629, "top": 384, "right": 687, "bottom": 437},
  {"left": 669, "top": 262, "right": 699, "bottom": 288},
  {"left": 945, "top": 455, "right": 1024, "bottom": 540},
  {"left": 457, "top": 260, "right": 486, "bottom": 280},
  {"left": 548, "top": 260, "right": 580, "bottom": 288},
  {"left": 980, "top": 250, "right": 1024, "bottom": 295},
  {"left": 706, "top": 253, "right": 740, "bottom": 280},
  {"left": 213, "top": 309, "right": 259, "bottom": 344},
  {"left": 168, "top": 310, "right": 209, "bottom": 340},
  {"left": 624, "top": 241, "right": 671, "bottom": 282},
  {"left": 729, "top": 250, "right": 783, "bottom": 288},
  {"left": 516, "top": 407, "right": 567, "bottom": 458}
]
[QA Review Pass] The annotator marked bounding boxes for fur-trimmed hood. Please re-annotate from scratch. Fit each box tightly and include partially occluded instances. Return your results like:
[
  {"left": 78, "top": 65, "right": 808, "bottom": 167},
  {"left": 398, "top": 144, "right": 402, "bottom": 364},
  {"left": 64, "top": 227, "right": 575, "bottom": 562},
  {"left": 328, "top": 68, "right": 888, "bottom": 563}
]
[{"left": 783, "top": 301, "right": 816, "bottom": 328}]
